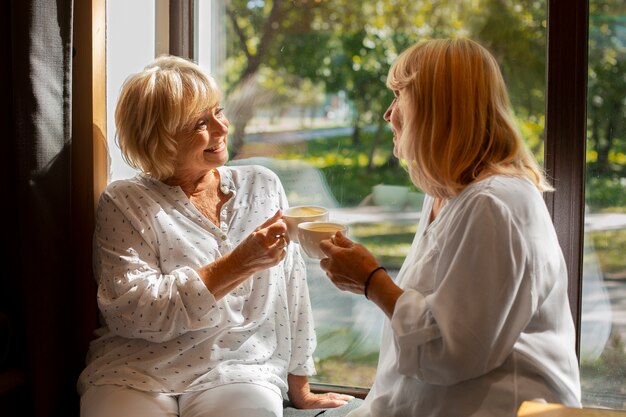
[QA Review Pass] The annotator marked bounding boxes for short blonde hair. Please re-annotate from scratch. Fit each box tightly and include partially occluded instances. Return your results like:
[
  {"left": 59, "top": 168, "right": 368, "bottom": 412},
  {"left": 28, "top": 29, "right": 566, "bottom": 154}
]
[
  {"left": 115, "top": 55, "right": 222, "bottom": 180},
  {"left": 387, "top": 38, "right": 552, "bottom": 198}
]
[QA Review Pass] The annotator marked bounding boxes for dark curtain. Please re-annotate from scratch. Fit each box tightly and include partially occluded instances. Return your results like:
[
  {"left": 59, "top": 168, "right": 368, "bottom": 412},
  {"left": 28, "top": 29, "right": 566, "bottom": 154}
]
[{"left": 1, "top": 1, "right": 83, "bottom": 416}]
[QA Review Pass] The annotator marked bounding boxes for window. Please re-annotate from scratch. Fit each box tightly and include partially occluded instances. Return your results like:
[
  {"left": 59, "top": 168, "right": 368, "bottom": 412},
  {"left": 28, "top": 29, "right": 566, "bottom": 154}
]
[
  {"left": 579, "top": 0, "right": 626, "bottom": 408},
  {"left": 104, "top": 0, "right": 626, "bottom": 408}
]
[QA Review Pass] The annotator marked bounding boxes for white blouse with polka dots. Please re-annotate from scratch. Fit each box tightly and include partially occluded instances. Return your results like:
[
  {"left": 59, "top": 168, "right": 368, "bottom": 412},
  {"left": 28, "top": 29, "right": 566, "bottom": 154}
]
[{"left": 77, "top": 165, "right": 317, "bottom": 399}]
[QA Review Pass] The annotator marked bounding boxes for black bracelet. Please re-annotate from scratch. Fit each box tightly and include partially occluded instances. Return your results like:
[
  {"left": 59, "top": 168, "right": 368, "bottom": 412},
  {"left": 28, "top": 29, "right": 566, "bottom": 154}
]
[{"left": 364, "top": 266, "right": 386, "bottom": 299}]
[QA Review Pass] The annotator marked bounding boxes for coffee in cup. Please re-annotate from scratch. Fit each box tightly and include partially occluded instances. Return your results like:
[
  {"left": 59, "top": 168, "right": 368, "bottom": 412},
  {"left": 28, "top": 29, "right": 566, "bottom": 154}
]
[
  {"left": 297, "top": 221, "right": 348, "bottom": 259},
  {"left": 283, "top": 205, "right": 329, "bottom": 243}
]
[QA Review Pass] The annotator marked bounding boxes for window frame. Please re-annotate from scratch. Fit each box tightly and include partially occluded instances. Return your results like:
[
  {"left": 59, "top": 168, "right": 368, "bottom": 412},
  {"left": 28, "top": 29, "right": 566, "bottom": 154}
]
[
  {"left": 74, "top": 0, "right": 590, "bottom": 398},
  {"left": 544, "top": 0, "right": 589, "bottom": 355}
]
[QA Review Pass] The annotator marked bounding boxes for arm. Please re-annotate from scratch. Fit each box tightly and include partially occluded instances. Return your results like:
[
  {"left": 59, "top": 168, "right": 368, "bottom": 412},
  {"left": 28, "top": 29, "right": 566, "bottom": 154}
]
[
  {"left": 96, "top": 186, "right": 289, "bottom": 343},
  {"left": 95, "top": 191, "right": 221, "bottom": 343},
  {"left": 197, "top": 210, "right": 288, "bottom": 299},
  {"left": 391, "top": 196, "right": 533, "bottom": 385},
  {"left": 320, "top": 195, "right": 535, "bottom": 386}
]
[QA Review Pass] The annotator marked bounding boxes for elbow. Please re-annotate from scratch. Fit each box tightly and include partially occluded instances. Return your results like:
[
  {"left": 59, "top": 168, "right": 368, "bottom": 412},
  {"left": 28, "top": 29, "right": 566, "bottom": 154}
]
[{"left": 396, "top": 342, "right": 486, "bottom": 386}]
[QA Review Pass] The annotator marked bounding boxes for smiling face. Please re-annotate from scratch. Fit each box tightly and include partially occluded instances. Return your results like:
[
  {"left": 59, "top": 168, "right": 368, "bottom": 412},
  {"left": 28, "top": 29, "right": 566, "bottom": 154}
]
[{"left": 172, "top": 104, "right": 230, "bottom": 181}]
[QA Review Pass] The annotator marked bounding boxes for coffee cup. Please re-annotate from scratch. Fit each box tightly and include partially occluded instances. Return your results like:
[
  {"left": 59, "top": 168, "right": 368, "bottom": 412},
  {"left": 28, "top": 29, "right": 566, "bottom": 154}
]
[
  {"left": 283, "top": 205, "right": 329, "bottom": 243},
  {"left": 297, "top": 221, "right": 348, "bottom": 259}
]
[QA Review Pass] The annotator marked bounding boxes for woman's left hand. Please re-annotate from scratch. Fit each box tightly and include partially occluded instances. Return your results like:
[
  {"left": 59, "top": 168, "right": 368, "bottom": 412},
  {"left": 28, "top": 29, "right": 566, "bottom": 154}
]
[{"left": 287, "top": 374, "right": 354, "bottom": 409}]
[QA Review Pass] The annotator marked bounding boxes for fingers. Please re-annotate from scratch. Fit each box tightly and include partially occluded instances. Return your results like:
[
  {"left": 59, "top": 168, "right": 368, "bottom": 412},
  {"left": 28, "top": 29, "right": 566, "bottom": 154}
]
[
  {"left": 310, "top": 392, "right": 355, "bottom": 408},
  {"left": 327, "top": 392, "right": 355, "bottom": 402},
  {"left": 319, "top": 256, "right": 330, "bottom": 271},
  {"left": 332, "top": 231, "right": 353, "bottom": 247},
  {"left": 257, "top": 209, "right": 283, "bottom": 230},
  {"left": 275, "top": 233, "right": 290, "bottom": 250},
  {"left": 319, "top": 232, "right": 345, "bottom": 259}
]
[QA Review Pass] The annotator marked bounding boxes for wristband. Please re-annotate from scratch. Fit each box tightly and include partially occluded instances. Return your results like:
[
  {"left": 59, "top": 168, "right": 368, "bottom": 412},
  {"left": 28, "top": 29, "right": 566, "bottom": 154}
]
[{"left": 364, "top": 266, "right": 386, "bottom": 299}]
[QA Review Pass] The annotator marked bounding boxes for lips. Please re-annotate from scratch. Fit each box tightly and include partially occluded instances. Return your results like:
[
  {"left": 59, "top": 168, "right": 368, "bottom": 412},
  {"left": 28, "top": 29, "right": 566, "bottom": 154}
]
[{"left": 205, "top": 141, "right": 225, "bottom": 152}]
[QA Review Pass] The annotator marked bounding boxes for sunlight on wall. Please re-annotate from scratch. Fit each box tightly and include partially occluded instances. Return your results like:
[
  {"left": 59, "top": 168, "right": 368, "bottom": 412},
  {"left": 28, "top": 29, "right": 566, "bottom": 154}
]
[{"left": 106, "top": 0, "right": 155, "bottom": 182}]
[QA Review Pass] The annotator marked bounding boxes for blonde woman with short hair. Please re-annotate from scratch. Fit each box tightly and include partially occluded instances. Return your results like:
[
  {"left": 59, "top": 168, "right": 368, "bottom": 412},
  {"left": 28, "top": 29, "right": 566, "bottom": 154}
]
[
  {"left": 319, "top": 38, "right": 582, "bottom": 417},
  {"left": 77, "top": 55, "right": 355, "bottom": 417}
]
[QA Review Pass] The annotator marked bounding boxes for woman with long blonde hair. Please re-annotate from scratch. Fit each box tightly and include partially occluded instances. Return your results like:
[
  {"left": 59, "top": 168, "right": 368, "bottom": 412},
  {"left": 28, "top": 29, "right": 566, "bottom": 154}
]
[{"left": 319, "top": 38, "right": 581, "bottom": 416}]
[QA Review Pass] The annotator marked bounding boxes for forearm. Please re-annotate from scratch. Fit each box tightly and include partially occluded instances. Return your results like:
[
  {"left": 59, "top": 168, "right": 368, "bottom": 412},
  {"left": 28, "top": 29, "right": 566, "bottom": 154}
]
[
  {"left": 287, "top": 374, "right": 311, "bottom": 408},
  {"left": 366, "top": 268, "right": 404, "bottom": 319},
  {"left": 197, "top": 250, "right": 254, "bottom": 300}
]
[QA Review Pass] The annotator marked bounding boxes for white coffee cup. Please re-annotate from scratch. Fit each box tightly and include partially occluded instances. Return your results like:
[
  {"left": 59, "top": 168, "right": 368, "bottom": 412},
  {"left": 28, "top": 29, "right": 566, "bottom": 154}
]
[
  {"left": 297, "top": 221, "right": 348, "bottom": 259},
  {"left": 283, "top": 205, "right": 329, "bottom": 243}
]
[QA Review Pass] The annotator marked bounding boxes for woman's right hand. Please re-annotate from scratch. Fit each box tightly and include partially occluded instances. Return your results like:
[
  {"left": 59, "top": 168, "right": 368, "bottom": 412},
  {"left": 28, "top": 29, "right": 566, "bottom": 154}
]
[
  {"left": 198, "top": 210, "right": 289, "bottom": 299},
  {"left": 230, "top": 210, "right": 289, "bottom": 275}
]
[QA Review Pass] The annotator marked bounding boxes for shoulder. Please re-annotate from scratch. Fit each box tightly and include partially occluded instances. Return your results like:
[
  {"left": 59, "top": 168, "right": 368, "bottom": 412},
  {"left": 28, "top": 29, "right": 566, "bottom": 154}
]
[
  {"left": 100, "top": 175, "right": 154, "bottom": 198},
  {"left": 451, "top": 175, "right": 546, "bottom": 226},
  {"left": 466, "top": 174, "right": 537, "bottom": 199},
  {"left": 227, "top": 163, "right": 278, "bottom": 178},
  {"left": 98, "top": 175, "right": 163, "bottom": 210}
]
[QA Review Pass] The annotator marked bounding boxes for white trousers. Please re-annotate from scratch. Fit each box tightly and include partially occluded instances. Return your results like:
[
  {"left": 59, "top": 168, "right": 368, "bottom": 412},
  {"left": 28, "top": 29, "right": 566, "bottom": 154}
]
[{"left": 80, "top": 383, "right": 285, "bottom": 417}]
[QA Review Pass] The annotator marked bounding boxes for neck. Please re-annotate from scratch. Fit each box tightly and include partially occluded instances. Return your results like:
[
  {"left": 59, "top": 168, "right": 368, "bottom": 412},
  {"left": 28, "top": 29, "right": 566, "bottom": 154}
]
[
  {"left": 430, "top": 197, "right": 447, "bottom": 222},
  {"left": 166, "top": 169, "right": 220, "bottom": 197}
]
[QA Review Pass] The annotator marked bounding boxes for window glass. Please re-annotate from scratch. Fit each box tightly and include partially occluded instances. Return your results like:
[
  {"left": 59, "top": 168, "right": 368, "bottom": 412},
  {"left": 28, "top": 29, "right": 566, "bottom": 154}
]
[
  {"left": 106, "top": 0, "right": 159, "bottom": 182},
  {"left": 581, "top": 0, "right": 626, "bottom": 408},
  {"left": 199, "top": 0, "right": 548, "bottom": 388}
]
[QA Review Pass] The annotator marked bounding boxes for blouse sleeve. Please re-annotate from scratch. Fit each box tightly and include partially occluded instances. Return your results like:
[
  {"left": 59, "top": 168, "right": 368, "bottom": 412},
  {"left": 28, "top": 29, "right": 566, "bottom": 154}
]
[
  {"left": 283, "top": 245, "right": 317, "bottom": 376},
  {"left": 390, "top": 193, "right": 535, "bottom": 385},
  {"left": 94, "top": 190, "right": 221, "bottom": 343}
]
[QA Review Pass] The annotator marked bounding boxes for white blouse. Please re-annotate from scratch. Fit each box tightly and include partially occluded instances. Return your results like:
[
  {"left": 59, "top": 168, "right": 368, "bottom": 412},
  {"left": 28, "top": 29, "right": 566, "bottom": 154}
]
[
  {"left": 350, "top": 176, "right": 582, "bottom": 417},
  {"left": 77, "top": 165, "right": 317, "bottom": 399}
]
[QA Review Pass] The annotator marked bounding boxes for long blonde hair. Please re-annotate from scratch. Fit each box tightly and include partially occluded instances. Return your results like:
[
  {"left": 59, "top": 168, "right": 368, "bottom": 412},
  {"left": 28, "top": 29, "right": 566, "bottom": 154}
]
[
  {"left": 115, "top": 55, "right": 222, "bottom": 180},
  {"left": 387, "top": 38, "right": 552, "bottom": 198}
]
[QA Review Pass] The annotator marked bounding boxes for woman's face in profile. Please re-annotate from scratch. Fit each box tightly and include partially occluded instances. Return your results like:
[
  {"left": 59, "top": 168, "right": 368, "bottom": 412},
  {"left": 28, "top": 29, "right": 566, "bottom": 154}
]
[
  {"left": 174, "top": 105, "right": 230, "bottom": 176},
  {"left": 384, "top": 92, "right": 403, "bottom": 158}
]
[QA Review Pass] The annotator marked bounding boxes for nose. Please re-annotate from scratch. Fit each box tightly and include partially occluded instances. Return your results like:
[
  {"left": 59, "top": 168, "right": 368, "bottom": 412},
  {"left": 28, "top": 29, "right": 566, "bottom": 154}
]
[
  {"left": 210, "top": 115, "right": 229, "bottom": 135},
  {"left": 383, "top": 105, "right": 392, "bottom": 122}
]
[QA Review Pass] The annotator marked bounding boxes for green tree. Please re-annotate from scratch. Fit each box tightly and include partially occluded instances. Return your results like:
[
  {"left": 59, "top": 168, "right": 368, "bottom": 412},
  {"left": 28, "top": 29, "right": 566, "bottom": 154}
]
[
  {"left": 587, "top": 1, "right": 626, "bottom": 182},
  {"left": 224, "top": 0, "right": 328, "bottom": 156},
  {"left": 222, "top": 0, "right": 549, "bottom": 166}
]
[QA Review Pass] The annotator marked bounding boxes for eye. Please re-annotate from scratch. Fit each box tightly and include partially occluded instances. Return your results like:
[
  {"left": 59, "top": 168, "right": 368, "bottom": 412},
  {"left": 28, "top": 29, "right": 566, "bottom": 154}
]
[
  {"left": 195, "top": 118, "right": 208, "bottom": 130},
  {"left": 214, "top": 106, "right": 225, "bottom": 117}
]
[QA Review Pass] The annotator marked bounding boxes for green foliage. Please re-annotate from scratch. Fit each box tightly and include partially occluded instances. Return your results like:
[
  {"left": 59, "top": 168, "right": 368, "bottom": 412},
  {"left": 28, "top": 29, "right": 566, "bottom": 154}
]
[
  {"left": 586, "top": 1, "right": 626, "bottom": 180},
  {"left": 276, "top": 130, "right": 417, "bottom": 206},
  {"left": 586, "top": 177, "right": 626, "bottom": 211},
  {"left": 223, "top": 0, "right": 626, "bottom": 197}
]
